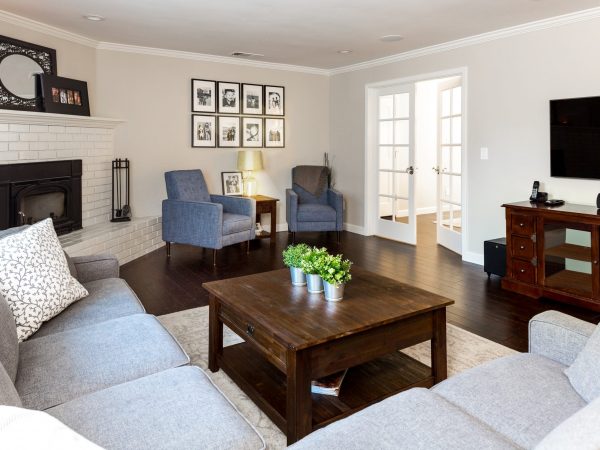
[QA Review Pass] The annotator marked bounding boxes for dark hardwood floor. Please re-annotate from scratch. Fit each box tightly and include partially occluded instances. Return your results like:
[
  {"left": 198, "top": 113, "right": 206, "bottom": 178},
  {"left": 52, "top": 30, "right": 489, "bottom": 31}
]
[{"left": 121, "top": 214, "right": 600, "bottom": 352}]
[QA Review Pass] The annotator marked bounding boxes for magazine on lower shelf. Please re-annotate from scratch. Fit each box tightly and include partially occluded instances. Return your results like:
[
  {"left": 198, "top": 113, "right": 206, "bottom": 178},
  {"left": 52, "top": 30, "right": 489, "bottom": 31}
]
[{"left": 311, "top": 369, "right": 348, "bottom": 396}]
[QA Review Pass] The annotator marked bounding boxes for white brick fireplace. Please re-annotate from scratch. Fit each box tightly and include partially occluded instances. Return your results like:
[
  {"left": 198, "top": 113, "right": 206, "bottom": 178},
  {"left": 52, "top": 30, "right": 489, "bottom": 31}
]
[{"left": 0, "top": 110, "right": 163, "bottom": 264}]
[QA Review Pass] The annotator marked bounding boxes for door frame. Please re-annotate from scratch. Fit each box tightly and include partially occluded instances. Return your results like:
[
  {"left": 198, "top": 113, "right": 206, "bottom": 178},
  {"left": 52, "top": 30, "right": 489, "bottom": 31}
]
[{"left": 364, "top": 67, "right": 469, "bottom": 255}]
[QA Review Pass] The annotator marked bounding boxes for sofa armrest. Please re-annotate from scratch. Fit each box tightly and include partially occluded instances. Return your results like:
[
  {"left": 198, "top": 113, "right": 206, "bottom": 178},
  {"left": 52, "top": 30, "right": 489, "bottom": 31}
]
[
  {"left": 286, "top": 189, "right": 298, "bottom": 232},
  {"left": 529, "top": 311, "right": 596, "bottom": 366},
  {"left": 162, "top": 199, "right": 223, "bottom": 249},
  {"left": 327, "top": 188, "right": 343, "bottom": 230},
  {"left": 72, "top": 254, "right": 119, "bottom": 283},
  {"left": 210, "top": 195, "right": 255, "bottom": 218}
]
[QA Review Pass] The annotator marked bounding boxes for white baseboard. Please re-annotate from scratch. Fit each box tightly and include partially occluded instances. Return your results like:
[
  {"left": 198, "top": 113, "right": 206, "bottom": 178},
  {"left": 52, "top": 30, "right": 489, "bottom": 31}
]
[
  {"left": 462, "top": 251, "right": 484, "bottom": 266},
  {"left": 344, "top": 223, "right": 367, "bottom": 235}
]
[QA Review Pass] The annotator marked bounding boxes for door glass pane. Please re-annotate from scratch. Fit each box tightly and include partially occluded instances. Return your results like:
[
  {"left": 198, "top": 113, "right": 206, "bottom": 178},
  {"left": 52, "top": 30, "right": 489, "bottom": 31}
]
[
  {"left": 394, "top": 120, "right": 409, "bottom": 145},
  {"left": 441, "top": 90, "right": 450, "bottom": 117},
  {"left": 452, "top": 87, "right": 462, "bottom": 115},
  {"left": 394, "top": 172, "right": 409, "bottom": 198},
  {"left": 394, "top": 93, "right": 409, "bottom": 118},
  {"left": 451, "top": 146, "right": 461, "bottom": 174},
  {"left": 441, "top": 118, "right": 451, "bottom": 144},
  {"left": 451, "top": 175, "right": 461, "bottom": 204},
  {"left": 394, "top": 147, "right": 409, "bottom": 171},
  {"left": 441, "top": 202, "right": 451, "bottom": 230},
  {"left": 379, "top": 95, "right": 393, "bottom": 120},
  {"left": 379, "top": 147, "right": 393, "bottom": 170},
  {"left": 379, "top": 196, "right": 393, "bottom": 220},
  {"left": 453, "top": 207, "right": 462, "bottom": 232},
  {"left": 379, "top": 121, "right": 393, "bottom": 145},
  {"left": 395, "top": 198, "right": 409, "bottom": 224},
  {"left": 441, "top": 146, "right": 451, "bottom": 173},
  {"left": 441, "top": 174, "right": 450, "bottom": 201},
  {"left": 451, "top": 117, "right": 461, "bottom": 144},
  {"left": 379, "top": 172, "right": 393, "bottom": 196}
]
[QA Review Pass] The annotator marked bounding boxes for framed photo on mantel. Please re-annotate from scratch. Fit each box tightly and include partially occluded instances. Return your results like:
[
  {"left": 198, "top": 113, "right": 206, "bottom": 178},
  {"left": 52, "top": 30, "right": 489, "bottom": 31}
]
[{"left": 38, "top": 74, "right": 90, "bottom": 116}]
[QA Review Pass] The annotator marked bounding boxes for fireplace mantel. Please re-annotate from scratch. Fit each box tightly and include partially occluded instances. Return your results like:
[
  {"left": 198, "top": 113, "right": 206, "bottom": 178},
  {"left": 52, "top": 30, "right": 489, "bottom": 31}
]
[{"left": 0, "top": 109, "right": 124, "bottom": 128}]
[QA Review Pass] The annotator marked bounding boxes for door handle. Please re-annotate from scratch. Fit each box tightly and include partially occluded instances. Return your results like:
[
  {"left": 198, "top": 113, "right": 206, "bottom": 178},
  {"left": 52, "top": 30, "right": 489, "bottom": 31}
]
[
  {"left": 432, "top": 166, "right": 440, "bottom": 174},
  {"left": 405, "top": 166, "right": 415, "bottom": 175}
]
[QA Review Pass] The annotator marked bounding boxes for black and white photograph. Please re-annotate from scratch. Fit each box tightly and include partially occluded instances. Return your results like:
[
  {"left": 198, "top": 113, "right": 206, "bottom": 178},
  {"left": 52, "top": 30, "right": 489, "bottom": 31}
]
[
  {"left": 221, "top": 171, "right": 243, "bottom": 196},
  {"left": 242, "top": 117, "right": 263, "bottom": 148},
  {"left": 217, "top": 81, "right": 240, "bottom": 114},
  {"left": 265, "top": 85, "right": 285, "bottom": 116},
  {"left": 265, "top": 118, "right": 285, "bottom": 147},
  {"left": 191, "top": 114, "right": 216, "bottom": 147},
  {"left": 242, "top": 83, "right": 263, "bottom": 114},
  {"left": 191, "top": 79, "right": 216, "bottom": 113},
  {"left": 218, "top": 116, "right": 241, "bottom": 147}
]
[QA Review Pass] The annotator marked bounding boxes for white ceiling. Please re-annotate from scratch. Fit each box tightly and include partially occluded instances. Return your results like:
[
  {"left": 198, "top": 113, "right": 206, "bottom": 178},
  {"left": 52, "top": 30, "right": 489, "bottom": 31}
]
[{"left": 1, "top": 0, "right": 599, "bottom": 69}]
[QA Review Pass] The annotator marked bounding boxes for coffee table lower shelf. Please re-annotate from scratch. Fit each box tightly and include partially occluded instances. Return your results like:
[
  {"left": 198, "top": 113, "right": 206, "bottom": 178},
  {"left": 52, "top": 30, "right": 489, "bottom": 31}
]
[{"left": 218, "top": 341, "right": 433, "bottom": 433}]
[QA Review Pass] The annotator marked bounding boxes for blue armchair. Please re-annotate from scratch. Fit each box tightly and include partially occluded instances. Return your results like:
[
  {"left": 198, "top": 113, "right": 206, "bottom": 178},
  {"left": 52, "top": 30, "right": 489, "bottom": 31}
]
[
  {"left": 162, "top": 170, "right": 255, "bottom": 265},
  {"left": 286, "top": 165, "right": 343, "bottom": 242}
]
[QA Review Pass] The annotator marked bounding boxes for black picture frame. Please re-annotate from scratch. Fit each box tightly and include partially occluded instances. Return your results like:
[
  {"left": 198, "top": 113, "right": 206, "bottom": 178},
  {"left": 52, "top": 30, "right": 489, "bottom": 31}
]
[
  {"left": 264, "top": 85, "right": 285, "bottom": 116},
  {"left": 37, "top": 74, "right": 90, "bottom": 116},
  {"left": 218, "top": 116, "right": 241, "bottom": 147},
  {"left": 0, "top": 35, "right": 57, "bottom": 112},
  {"left": 217, "top": 81, "right": 241, "bottom": 114},
  {"left": 265, "top": 118, "right": 285, "bottom": 148},
  {"left": 221, "top": 171, "right": 243, "bottom": 196},
  {"left": 242, "top": 83, "right": 264, "bottom": 115},
  {"left": 191, "top": 78, "right": 216, "bottom": 113},
  {"left": 191, "top": 114, "right": 217, "bottom": 148}
]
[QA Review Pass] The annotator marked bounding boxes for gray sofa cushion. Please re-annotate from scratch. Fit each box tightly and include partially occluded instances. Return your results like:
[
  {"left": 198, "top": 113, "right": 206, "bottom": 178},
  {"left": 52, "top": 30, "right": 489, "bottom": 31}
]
[
  {"left": 0, "top": 362, "right": 21, "bottom": 407},
  {"left": 564, "top": 324, "right": 600, "bottom": 402},
  {"left": 0, "top": 294, "right": 18, "bottom": 382},
  {"left": 223, "top": 212, "right": 253, "bottom": 235},
  {"left": 16, "top": 314, "right": 189, "bottom": 410},
  {"left": 297, "top": 203, "right": 336, "bottom": 222},
  {"left": 33, "top": 278, "right": 145, "bottom": 339},
  {"left": 291, "top": 388, "right": 518, "bottom": 450},
  {"left": 48, "top": 366, "right": 265, "bottom": 450},
  {"left": 433, "top": 353, "right": 586, "bottom": 449}
]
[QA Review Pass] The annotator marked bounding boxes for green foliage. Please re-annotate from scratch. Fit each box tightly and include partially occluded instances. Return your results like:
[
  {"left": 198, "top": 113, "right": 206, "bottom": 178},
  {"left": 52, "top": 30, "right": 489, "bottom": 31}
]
[
  {"left": 299, "top": 247, "right": 328, "bottom": 275},
  {"left": 282, "top": 243, "right": 310, "bottom": 268},
  {"left": 318, "top": 253, "right": 352, "bottom": 286}
]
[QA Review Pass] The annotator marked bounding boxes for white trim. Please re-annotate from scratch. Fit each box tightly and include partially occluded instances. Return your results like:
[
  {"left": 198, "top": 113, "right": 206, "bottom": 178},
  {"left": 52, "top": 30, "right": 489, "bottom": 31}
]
[
  {"left": 0, "top": 10, "right": 97, "bottom": 47},
  {"left": 462, "top": 251, "right": 484, "bottom": 266},
  {"left": 0, "top": 109, "right": 124, "bottom": 128},
  {"left": 331, "top": 7, "right": 600, "bottom": 75},
  {"left": 96, "top": 42, "right": 331, "bottom": 76},
  {"left": 344, "top": 222, "right": 366, "bottom": 235}
]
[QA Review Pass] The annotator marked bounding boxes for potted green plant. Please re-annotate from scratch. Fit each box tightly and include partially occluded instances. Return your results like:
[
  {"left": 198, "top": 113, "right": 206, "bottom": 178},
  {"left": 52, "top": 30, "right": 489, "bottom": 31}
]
[
  {"left": 282, "top": 243, "right": 310, "bottom": 286},
  {"left": 318, "top": 253, "right": 352, "bottom": 301},
  {"left": 299, "top": 247, "right": 328, "bottom": 293}
]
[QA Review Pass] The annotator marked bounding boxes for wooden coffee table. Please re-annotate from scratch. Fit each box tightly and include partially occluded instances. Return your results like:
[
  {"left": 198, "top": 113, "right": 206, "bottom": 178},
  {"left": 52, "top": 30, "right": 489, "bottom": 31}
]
[{"left": 204, "top": 267, "right": 454, "bottom": 445}]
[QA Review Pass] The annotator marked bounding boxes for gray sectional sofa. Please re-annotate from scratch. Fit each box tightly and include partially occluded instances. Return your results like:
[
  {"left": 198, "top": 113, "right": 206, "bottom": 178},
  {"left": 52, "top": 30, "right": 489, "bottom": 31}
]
[
  {"left": 0, "top": 247, "right": 264, "bottom": 449},
  {"left": 291, "top": 310, "right": 599, "bottom": 449}
]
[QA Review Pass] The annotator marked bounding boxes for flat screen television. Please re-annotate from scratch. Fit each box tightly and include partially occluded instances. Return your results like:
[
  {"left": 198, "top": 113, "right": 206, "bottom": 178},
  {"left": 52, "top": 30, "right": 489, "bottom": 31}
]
[{"left": 550, "top": 96, "right": 600, "bottom": 179}]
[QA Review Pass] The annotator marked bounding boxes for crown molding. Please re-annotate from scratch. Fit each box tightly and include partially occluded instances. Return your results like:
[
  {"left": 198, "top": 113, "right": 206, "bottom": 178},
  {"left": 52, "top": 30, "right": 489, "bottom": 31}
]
[
  {"left": 95, "top": 42, "right": 331, "bottom": 75},
  {"left": 0, "top": 109, "right": 124, "bottom": 128},
  {"left": 330, "top": 7, "right": 600, "bottom": 75},
  {"left": 0, "top": 10, "right": 97, "bottom": 47}
]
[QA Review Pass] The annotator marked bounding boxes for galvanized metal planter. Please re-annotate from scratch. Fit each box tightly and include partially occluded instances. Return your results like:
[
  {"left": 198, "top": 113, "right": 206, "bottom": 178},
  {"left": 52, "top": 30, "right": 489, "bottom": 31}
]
[
  {"left": 323, "top": 280, "right": 345, "bottom": 301},
  {"left": 306, "top": 274, "right": 324, "bottom": 293},
  {"left": 290, "top": 267, "right": 306, "bottom": 286}
]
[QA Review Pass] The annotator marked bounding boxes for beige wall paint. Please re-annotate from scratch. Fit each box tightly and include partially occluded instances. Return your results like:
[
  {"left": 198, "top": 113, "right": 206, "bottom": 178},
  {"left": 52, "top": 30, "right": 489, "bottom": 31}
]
[
  {"left": 94, "top": 50, "right": 330, "bottom": 226},
  {"left": 330, "top": 18, "right": 600, "bottom": 261},
  {"left": 0, "top": 21, "right": 97, "bottom": 110}
]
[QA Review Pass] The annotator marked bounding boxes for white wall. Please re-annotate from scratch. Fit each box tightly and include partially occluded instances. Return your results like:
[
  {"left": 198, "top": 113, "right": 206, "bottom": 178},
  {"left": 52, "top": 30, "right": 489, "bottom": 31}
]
[
  {"left": 415, "top": 79, "right": 439, "bottom": 213},
  {"left": 330, "top": 18, "right": 600, "bottom": 261},
  {"left": 94, "top": 50, "right": 330, "bottom": 228}
]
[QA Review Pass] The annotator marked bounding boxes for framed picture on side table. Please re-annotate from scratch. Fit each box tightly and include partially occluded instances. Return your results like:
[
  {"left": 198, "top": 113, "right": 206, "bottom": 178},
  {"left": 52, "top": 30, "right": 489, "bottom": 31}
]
[
  {"left": 191, "top": 79, "right": 216, "bottom": 112},
  {"left": 265, "top": 85, "right": 284, "bottom": 116},
  {"left": 265, "top": 118, "right": 285, "bottom": 148},
  {"left": 242, "top": 83, "right": 263, "bottom": 114},
  {"left": 218, "top": 116, "right": 241, "bottom": 147},
  {"left": 242, "top": 117, "right": 263, "bottom": 148},
  {"left": 221, "top": 171, "right": 243, "bottom": 196},
  {"left": 217, "top": 81, "right": 240, "bottom": 114},
  {"left": 191, "top": 114, "right": 216, "bottom": 147}
]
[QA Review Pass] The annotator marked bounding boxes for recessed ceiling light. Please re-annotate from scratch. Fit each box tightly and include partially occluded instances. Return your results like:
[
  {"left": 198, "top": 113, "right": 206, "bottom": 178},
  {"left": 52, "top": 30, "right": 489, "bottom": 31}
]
[
  {"left": 380, "top": 35, "right": 404, "bottom": 42},
  {"left": 83, "top": 14, "right": 105, "bottom": 22},
  {"left": 337, "top": 50, "right": 352, "bottom": 54}
]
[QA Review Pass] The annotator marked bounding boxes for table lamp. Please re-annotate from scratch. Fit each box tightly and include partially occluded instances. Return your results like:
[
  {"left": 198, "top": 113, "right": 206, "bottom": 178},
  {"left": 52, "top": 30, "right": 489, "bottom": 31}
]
[{"left": 237, "top": 150, "right": 264, "bottom": 196}]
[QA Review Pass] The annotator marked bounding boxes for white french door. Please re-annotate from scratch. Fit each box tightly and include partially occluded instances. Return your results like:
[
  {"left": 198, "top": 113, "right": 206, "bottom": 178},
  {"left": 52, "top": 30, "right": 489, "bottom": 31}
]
[
  {"left": 436, "top": 77, "right": 463, "bottom": 254},
  {"left": 372, "top": 84, "right": 416, "bottom": 244}
]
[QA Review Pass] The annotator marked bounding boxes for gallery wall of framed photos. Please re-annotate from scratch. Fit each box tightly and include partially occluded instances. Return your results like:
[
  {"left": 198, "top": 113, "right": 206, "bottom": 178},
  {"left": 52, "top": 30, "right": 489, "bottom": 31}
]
[{"left": 191, "top": 79, "right": 285, "bottom": 149}]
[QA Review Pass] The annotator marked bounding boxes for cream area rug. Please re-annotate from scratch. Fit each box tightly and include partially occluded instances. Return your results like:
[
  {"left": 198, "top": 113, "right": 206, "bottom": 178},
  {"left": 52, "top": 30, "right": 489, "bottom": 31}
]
[{"left": 158, "top": 307, "right": 517, "bottom": 450}]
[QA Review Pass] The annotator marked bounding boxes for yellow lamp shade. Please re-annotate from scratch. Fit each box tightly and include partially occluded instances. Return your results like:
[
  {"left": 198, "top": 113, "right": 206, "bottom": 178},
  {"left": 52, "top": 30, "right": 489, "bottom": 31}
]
[{"left": 237, "top": 150, "right": 264, "bottom": 171}]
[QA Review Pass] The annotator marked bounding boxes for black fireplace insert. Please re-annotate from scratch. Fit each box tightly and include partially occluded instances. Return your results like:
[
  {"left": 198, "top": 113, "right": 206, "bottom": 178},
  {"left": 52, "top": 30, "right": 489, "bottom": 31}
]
[{"left": 0, "top": 160, "right": 82, "bottom": 235}]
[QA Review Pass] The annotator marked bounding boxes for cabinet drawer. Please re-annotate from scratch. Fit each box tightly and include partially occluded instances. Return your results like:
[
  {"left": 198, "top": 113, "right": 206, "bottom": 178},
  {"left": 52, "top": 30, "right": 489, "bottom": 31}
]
[
  {"left": 256, "top": 201, "right": 275, "bottom": 214},
  {"left": 513, "top": 259, "right": 536, "bottom": 284},
  {"left": 511, "top": 235, "right": 535, "bottom": 259},
  {"left": 511, "top": 214, "right": 535, "bottom": 236},
  {"left": 219, "top": 305, "right": 286, "bottom": 369}
]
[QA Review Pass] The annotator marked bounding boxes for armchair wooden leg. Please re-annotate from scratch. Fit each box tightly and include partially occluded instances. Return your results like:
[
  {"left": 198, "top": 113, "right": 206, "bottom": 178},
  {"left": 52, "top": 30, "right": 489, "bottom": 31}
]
[
  {"left": 213, "top": 249, "right": 217, "bottom": 267},
  {"left": 337, "top": 231, "right": 341, "bottom": 244},
  {"left": 166, "top": 242, "right": 171, "bottom": 258},
  {"left": 291, "top": 232, "right": 296, "bottom": 243},
  {"left": 247, "top": 239, "right": 250, "bottom": 254}
]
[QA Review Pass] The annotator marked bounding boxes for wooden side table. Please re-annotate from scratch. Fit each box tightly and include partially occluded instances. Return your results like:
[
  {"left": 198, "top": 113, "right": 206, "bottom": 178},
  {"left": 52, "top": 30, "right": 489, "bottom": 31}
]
[{"left": 251, "top": 195, "right": 278, "bottom": 240}]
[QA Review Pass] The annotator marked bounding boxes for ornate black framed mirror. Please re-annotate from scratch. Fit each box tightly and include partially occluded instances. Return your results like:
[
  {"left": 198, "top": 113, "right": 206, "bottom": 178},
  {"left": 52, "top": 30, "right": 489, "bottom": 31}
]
[{"left": 0, "top": 35, "right": 57, "bottom": 111}]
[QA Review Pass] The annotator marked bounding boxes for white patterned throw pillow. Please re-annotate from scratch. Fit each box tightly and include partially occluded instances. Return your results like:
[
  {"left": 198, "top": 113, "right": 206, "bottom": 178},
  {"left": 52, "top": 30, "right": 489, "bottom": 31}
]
[{"left": 0, "top": 219, "right": 88, "bottom": 341}]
